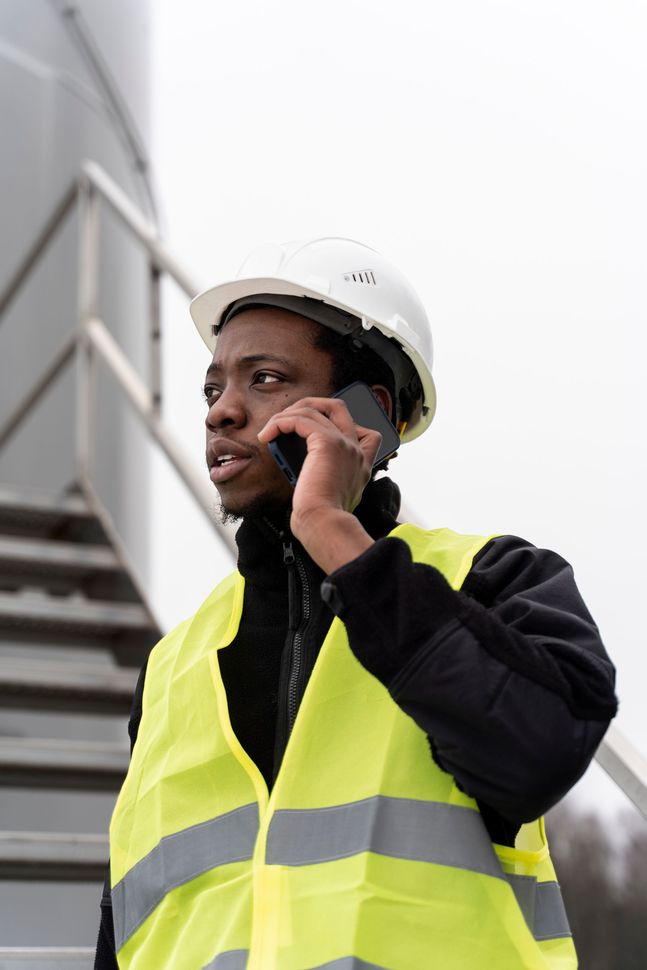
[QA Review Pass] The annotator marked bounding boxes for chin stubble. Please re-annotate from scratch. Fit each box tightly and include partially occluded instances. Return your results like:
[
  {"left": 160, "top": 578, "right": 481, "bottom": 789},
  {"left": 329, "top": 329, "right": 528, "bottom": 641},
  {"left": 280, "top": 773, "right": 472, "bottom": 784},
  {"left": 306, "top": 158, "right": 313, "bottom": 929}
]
[{"left": 217, "top": 491, "right": 291, "bottom": 525}]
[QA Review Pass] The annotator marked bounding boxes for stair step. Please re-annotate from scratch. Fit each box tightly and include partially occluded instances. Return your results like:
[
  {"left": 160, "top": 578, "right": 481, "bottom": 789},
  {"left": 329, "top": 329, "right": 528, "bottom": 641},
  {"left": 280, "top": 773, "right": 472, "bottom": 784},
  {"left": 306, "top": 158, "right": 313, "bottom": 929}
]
[
  {"left": 0, "top": 486, "right": 90, "bottom": 518},
  {"left": 0, "top": 738, "right": 129, "bottom": 790},
  {"left": 0, "top": 831, "right": 108, "bottom": 880},
  {"left": 0, "top": 536, "right": 119, "bottom": 575},
  {"left": 0, "top": 487, "right": 96, "bottom": 541},
  {"left": 0, "top": 949, "right": 94, "bottom": 968},
  {"left": 0, "top": 657, "right": 138, "bottom": 713},
  {"left": 0, "top": 590, "right": 155, "bottom": 634}
]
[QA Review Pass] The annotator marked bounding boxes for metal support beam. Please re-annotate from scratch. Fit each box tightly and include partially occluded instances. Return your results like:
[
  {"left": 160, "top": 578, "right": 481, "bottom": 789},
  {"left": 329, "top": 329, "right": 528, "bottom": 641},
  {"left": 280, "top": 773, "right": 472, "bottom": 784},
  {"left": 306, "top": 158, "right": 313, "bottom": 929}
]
[
  {"left": 76, "top": 182, "right": 100, "bottom": 483},
  {"left": 149, "top": 262, "right": 162, "bottom": 416},
  {"left": 596, "top": 724, "right": 647, "bottom": 821},
  {"left": 0, "top": 183, "right": 77, "bottom": 323},
  {"left": 0, "top": 331, "right": 76, "bottom": 452}
]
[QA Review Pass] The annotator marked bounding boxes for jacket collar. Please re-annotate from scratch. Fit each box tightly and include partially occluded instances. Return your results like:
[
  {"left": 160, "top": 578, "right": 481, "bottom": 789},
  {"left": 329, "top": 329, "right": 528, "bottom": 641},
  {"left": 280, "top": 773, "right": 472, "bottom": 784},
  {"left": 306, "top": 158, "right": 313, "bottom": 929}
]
[{"left": 234, "top": 477, "right": 401, "bottom": 590}]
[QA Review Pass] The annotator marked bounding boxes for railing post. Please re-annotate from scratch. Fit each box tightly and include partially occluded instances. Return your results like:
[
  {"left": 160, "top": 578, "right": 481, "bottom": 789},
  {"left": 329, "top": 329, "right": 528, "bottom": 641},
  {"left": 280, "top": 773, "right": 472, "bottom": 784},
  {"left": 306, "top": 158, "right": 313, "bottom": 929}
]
[
  {"left": 76, "top": 177, "right": 101, "bottom": 484},
  {"left": 149, "top": 262, "right": 162, "bottom": 417}
]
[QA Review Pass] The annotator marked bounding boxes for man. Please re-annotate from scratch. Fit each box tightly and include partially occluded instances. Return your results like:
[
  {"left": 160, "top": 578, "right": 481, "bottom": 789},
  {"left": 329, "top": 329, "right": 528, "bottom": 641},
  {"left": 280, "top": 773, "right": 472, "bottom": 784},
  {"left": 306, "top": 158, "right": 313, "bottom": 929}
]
[{"left": 96, "top": 238, "right": 617, "bottom": 970}]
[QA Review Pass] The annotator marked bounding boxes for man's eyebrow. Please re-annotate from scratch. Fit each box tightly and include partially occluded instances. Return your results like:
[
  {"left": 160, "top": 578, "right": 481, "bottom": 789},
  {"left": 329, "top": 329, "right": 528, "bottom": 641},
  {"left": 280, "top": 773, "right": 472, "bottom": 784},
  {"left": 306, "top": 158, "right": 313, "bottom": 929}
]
[{"left": 205, "top": 353, "right": 292, "bottom": 378}]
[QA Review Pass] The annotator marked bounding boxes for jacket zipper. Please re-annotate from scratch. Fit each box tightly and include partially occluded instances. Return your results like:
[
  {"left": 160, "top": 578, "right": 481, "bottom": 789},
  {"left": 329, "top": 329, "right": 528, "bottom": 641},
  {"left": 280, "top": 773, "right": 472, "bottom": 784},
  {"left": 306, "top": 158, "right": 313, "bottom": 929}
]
[
  {"left": 287, "top": 549, "right": 310, "bottom": 732},
  {"left": 266, "top": 518, "right": 314, "bottom": 783},
  {"left": 281, "top": 538, "right": 311, "bottom": 735}
]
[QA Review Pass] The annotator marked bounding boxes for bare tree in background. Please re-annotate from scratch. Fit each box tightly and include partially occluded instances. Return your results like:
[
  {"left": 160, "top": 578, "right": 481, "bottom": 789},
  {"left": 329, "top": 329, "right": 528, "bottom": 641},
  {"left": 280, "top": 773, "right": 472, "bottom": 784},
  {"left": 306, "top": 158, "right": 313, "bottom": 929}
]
[
  {"left": 547, "top": 804, "right": 647, "bottom": 970},
  {"left": 615, "top": 812, "right": 647, "bottom": 970}
]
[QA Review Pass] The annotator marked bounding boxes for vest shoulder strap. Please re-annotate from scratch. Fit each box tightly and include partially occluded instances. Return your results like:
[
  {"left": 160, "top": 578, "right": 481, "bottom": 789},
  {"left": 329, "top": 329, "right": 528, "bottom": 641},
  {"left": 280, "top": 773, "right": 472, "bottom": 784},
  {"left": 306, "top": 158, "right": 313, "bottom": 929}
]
[{"left": 390, "top": 523, "right": 498, "bottom": 589}]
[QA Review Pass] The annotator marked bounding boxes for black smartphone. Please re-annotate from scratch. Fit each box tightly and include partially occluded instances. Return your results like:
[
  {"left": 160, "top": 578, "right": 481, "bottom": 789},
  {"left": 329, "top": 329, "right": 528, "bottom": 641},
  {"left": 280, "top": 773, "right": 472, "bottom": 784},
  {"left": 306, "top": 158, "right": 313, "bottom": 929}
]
[{"left": 268, "top": 381, "right": 401, "bottom": 487}]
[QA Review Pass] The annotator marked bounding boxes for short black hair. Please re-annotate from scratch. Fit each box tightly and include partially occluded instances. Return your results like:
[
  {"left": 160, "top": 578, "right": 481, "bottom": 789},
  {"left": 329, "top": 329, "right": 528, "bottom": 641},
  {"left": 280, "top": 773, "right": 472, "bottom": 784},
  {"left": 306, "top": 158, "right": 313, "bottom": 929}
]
[
  {"left": 311, "top": 327, "right": 398, "bottom": 421},
  {"left": 311, "top": 327, "right": 411, "bottom": 475}
]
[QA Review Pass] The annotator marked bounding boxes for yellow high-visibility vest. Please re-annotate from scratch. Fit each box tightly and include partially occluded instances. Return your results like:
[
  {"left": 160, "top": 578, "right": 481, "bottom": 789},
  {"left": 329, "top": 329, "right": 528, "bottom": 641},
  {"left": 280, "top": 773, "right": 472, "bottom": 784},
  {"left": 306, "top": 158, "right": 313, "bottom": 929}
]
[{"left": 110, "top": 524, "right": 577, "bottom": 970}]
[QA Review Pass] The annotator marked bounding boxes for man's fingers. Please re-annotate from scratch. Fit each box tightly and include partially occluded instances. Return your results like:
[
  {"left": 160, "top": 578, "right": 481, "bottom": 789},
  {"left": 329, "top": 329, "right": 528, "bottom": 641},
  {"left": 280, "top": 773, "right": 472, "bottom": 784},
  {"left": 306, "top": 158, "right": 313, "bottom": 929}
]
[
  {"left": 297, "top": 396, "right": 355, "bottom": 427},
  {"left": 257, "top": 410, "right": 330, "bottom": 443},
  {"left": 258, "top": 400, "right": 357, "bottom": 443},
  {"left": 256, "top": 397, "right": 383, "bottom": 475},
  {"left": 276, "top": 397, "right": 356, "bottom": 435},
  {"left": 356, "top": 425, "right": 383, "bottom": 466}
]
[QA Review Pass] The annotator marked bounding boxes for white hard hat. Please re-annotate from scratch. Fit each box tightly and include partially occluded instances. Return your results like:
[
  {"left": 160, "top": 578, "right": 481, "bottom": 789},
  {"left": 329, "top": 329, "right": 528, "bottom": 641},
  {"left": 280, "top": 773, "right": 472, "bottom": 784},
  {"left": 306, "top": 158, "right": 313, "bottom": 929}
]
[{"left": 190, "top": 237, "right": 436, "bottom": 441}]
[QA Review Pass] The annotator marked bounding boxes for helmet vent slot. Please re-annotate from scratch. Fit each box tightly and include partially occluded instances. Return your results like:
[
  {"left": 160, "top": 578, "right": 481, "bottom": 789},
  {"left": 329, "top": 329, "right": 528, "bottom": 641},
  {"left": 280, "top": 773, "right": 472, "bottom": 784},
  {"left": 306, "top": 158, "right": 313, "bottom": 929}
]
[{"left": 345, "top": 270, "right": 377, "bottom": 285}]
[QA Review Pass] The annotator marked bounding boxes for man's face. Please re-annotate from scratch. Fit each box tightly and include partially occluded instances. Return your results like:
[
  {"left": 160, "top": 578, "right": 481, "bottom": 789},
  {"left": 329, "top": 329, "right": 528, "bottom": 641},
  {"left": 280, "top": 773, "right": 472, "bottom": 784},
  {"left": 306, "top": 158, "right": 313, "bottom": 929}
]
[{"left": 204, "top": 308, "right": 336, "bottom": 520}]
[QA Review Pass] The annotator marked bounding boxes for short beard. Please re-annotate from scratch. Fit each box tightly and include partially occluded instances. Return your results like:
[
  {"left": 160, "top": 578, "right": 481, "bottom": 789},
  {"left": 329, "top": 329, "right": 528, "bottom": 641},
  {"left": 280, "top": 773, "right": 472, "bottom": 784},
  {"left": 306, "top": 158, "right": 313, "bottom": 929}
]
[
  {"left": 217, "top": 491, "right": 291, "bottom": 525},
  {"left": 218, "top": 506, "right": 243, "bottom": 526}
]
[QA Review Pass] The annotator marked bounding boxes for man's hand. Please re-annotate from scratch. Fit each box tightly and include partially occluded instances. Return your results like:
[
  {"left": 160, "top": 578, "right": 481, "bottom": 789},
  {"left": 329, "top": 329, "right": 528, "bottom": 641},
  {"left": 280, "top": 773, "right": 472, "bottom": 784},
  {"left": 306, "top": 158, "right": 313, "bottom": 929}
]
[{"left": 257, "top": 396, "right": 379, "bottom": 573}]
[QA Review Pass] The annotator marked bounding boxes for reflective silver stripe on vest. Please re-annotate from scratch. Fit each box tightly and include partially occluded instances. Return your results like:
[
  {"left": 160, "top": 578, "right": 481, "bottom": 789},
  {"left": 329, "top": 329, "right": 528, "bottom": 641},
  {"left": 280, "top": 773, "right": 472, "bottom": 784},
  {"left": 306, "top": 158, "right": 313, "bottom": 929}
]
[
  {"left": 505, "top": 874, "right": 571, "bottom": 941},
  {"left": 308, "top": 959, "right": 389, "bottom": 970},
  {"left": 112, "top": 803, "right": 259, "bottom": 950},
  {"left": 201, "top": 950, "right": 249, "bottom": 970},
  {"left": 266, "top": 795, "right": 503, "bottom": 879},
  {"left": 267, "top": 797, "right": 572, "bottom": 944},
  {"left": 505, "top": 873, "right": 537, "bottom": 931},
  {"left": 535, "top": 881, "right": 572, "bottom": 940}
]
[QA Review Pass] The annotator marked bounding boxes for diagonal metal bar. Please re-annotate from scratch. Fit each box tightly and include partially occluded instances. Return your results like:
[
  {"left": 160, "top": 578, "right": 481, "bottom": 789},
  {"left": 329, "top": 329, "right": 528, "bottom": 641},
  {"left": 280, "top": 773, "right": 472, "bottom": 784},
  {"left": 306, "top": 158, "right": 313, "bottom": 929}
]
[
  {"left": 0, "top": 330, "right": 77, "bottom": 450},
  {"left": 0, "top": 182, "right": 77, "bottom": 322},
  {"left": 81, "top": 161, "right": 202, "bottom": 298},
  {"left": 85, "top": 316, "right": 236, "bottom": 557},
  {"left": 595, "top": 724, "right": 647, "bottom": 821}
]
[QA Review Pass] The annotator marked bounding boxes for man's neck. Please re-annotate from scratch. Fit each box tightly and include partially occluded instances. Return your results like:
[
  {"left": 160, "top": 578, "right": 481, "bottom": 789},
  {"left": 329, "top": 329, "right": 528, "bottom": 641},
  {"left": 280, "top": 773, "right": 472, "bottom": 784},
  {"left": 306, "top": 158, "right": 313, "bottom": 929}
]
[{"left": 235, "top": 477, "right": 402, "bottom": 579}]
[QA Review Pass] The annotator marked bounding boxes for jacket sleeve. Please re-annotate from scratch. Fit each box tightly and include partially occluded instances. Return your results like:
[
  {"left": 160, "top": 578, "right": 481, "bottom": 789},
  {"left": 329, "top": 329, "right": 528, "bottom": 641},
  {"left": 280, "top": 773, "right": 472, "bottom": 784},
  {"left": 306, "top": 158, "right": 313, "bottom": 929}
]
[
  {"left": 320, "top": 534, "right": 617, "bottom": 827},
  {"left": 94, "top": 871, "right": 118, "bottom": 970},
  {"left": 94, "top": 661, "right": 148, "bottom": 970}
]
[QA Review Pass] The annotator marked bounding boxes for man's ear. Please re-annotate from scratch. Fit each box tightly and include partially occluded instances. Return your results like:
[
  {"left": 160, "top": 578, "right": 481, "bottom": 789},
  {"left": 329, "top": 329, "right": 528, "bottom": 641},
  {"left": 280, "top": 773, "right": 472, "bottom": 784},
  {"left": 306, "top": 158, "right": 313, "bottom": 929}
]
[{"left": 370, "top": 384, "right": 394, "bottom": 422}]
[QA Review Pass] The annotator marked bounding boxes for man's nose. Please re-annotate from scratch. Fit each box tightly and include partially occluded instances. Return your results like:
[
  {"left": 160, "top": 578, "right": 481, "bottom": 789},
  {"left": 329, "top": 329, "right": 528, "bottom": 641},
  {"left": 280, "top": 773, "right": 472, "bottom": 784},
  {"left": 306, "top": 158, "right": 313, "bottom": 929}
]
[{"left": 205, "top": 386, "right": 247, "bottom": 431}]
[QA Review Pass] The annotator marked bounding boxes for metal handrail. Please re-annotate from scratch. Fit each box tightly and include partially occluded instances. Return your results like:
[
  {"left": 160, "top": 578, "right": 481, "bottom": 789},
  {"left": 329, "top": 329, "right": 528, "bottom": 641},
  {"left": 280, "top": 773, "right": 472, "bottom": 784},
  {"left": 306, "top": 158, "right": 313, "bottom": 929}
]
[
  {"left": 595, "top": 724, "right": 647, "bottom": 819},
  {"left": 1, "top": 162, "right": 645, "bottom": 820},
  {"left": 0, "top": 161, "right": 234, "bottom": 564},
  {"left": 79, "top": 161, "right": 198, "bottom": 296}
]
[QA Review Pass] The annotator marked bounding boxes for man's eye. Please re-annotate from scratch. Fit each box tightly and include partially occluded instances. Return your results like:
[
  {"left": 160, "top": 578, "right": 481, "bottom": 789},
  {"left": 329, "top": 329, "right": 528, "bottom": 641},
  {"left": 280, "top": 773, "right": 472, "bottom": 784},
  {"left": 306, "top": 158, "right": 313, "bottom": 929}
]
[
  {"left": 203, "top": 386, "right": 220, "bottom": 402},
  {"left": 255, "top": 372, "right": 281, "bottom": 385}
]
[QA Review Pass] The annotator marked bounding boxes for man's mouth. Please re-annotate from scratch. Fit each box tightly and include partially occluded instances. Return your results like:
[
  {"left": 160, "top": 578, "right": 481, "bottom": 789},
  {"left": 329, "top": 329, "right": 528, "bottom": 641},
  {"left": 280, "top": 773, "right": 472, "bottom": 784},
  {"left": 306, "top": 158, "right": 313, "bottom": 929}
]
[{"left": 209, "top": 454, "right": 252, "bottom": 484}]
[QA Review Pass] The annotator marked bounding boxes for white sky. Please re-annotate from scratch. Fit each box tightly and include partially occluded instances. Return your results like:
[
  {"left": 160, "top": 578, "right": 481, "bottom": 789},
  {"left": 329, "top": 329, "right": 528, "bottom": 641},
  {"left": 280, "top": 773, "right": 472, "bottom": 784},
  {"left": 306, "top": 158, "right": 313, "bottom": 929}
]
[{"left": 149, "top": 0, "right": 647, "bottom": 817}]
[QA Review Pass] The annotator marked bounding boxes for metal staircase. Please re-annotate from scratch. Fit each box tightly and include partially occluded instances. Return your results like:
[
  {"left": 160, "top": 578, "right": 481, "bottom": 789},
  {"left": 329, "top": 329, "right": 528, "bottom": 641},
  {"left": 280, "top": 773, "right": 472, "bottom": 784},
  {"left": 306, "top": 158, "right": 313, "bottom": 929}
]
[{"left": 0, "top": 484, "right": 158, "bottom": 967}]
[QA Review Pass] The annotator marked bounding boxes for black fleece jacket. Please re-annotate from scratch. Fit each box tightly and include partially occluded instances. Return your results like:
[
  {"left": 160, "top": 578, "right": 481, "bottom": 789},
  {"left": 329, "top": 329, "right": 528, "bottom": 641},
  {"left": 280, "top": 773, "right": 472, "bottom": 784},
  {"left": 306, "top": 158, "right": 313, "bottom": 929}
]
[{"left": 95, "top": 477, "right": 617, "bottom": 969}]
